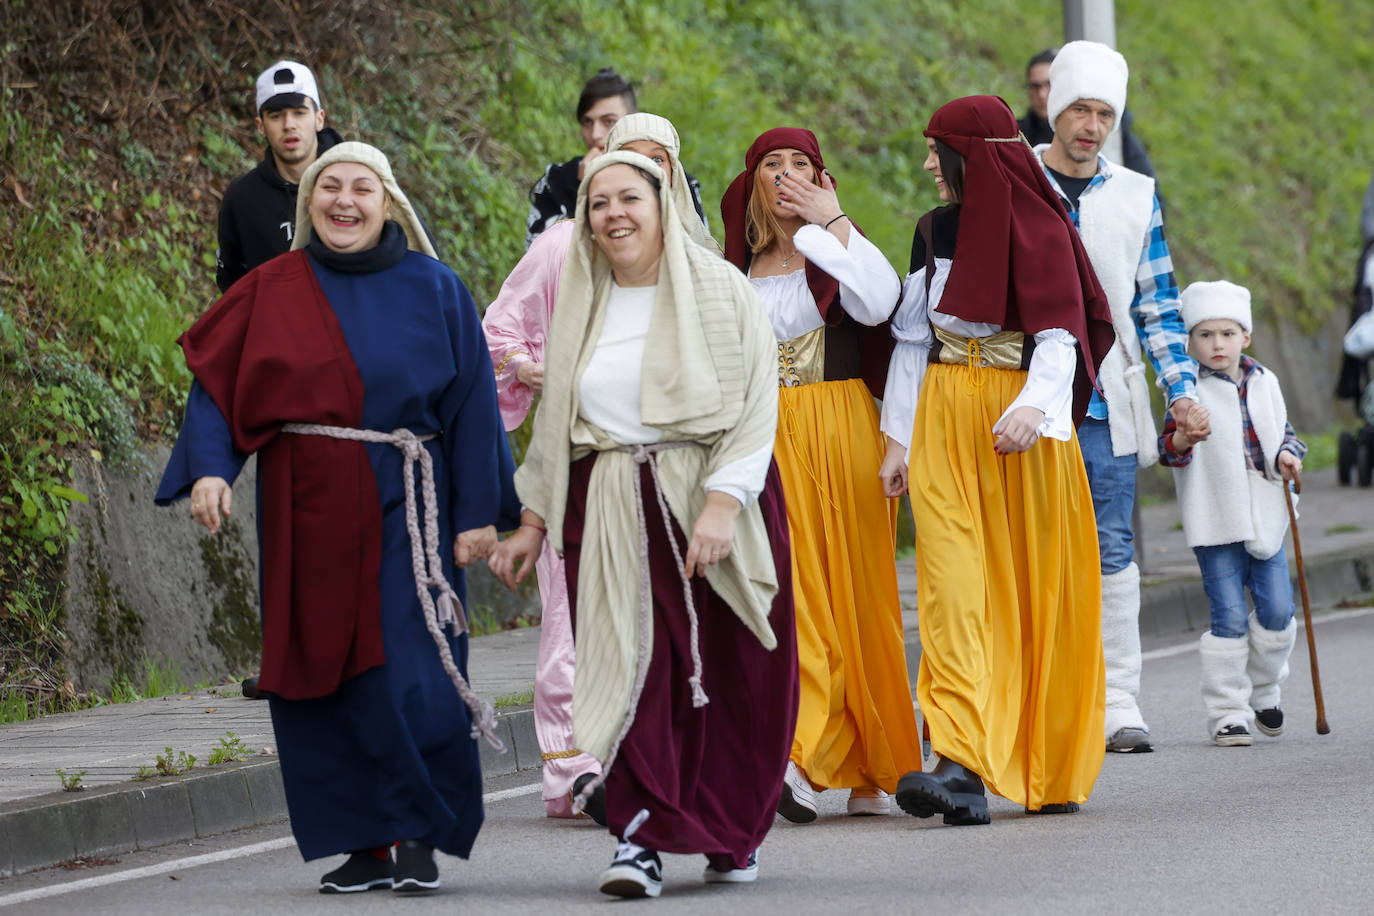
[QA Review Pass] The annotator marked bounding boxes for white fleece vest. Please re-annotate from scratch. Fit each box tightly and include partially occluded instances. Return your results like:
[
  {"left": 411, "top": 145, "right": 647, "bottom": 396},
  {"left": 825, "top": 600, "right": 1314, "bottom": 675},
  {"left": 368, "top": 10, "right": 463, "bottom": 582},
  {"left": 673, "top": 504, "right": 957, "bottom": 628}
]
[
  {"left": 1174, "top": 366, "right": 1290, "bottom": 559},
  {"left": 1069, "top": 158, "right": 1160, "bottom": 466}
]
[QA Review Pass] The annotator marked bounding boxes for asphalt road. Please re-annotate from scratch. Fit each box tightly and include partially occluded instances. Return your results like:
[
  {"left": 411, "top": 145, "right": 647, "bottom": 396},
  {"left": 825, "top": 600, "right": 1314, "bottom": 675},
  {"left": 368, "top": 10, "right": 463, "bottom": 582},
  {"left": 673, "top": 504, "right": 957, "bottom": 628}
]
[{"left": 3, "top": 607, "right": 1371, "bottom": 915}]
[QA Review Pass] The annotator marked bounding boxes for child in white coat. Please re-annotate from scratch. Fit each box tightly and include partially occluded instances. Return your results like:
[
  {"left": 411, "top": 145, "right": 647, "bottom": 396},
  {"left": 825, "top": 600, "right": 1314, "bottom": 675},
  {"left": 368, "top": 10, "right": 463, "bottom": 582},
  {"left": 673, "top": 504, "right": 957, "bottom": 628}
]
[{"left": 1158, "top": 281, "right": 1306, "bottom": 746}]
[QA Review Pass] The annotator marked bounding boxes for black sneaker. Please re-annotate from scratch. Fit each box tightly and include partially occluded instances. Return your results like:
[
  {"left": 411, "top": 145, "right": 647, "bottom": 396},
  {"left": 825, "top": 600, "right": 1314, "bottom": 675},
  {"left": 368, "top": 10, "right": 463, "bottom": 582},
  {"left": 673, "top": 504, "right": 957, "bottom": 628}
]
[
  {"left": 1255, "top": 707, "right": 1284, "bottom": 737},
  {"left": 573, "top": 771, "right": 608, "bottom": 827},
  {"left": 319, "top": 850, "right": 393, "bottom": 893},
  {"left": 392, "top": 840, "right": 440, "bottom": 893},
  {"left": 598, "top": 840, "right": 663, "bottom": 898},
  {"left": 1214, "top": 724, "right": 1253, "bottom": 747},
  {"left": 241, "top": 674, "right": 267, "bottom": 700}
]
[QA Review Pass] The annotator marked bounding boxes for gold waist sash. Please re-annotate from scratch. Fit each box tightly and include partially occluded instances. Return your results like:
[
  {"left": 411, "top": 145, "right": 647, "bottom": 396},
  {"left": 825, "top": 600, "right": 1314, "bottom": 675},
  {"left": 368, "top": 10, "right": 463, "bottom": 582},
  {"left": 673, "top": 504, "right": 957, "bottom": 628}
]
[{"left": 930, "top": 325, "right": 1034, "bottom": 370}]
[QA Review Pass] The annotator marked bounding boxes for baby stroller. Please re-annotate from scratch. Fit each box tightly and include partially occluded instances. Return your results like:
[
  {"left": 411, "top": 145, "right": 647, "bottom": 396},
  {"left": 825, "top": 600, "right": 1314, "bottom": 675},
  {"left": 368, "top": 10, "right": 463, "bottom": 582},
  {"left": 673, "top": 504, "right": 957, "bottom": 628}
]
[{"left": 1336, "top": 239, "right": 1374, "bottom": 486}]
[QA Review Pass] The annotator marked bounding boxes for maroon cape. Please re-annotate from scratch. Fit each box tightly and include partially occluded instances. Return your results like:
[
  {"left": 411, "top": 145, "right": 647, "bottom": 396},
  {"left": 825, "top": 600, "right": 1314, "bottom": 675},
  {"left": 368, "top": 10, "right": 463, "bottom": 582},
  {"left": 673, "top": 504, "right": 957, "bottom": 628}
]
[{"left": 180, "top": 250, "right": 385, "bottom": 699}]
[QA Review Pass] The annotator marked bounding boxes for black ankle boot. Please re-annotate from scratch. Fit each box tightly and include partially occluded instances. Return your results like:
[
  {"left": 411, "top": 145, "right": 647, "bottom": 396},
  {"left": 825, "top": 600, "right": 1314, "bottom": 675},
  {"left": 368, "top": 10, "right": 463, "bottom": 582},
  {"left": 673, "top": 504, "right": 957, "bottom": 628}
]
[{"left": 895, "top": 756, "right": 990, "bottom": 825}]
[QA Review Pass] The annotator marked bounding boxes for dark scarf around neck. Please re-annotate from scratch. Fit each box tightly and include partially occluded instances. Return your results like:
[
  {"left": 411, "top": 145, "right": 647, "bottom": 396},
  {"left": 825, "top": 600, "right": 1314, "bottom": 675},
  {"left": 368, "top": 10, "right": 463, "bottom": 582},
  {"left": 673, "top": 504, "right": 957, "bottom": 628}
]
[{"left": 306, "top": 220, "right": 408, "bottom": 273}]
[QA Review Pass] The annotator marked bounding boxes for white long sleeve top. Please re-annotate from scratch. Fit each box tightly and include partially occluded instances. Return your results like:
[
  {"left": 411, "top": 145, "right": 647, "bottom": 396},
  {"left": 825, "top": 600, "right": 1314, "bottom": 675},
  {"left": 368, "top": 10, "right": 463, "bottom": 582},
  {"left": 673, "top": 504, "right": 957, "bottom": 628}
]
[
  {"left": 747, "top": 224, "right": 900, "bottom": 340},
  {"left": 577, "top": 283, "right": 773, "bottom": 507},
  {"left": 880, "top": 257, "right": 1078, "bottom": 459}
]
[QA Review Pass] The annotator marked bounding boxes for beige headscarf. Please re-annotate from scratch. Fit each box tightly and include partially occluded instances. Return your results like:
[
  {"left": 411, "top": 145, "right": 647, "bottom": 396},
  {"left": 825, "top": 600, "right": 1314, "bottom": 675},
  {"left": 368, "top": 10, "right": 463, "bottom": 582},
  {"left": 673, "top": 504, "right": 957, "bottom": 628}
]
[
  {"left": 291, "top": 142, "right": 438, "bottom": 259},
  {"left": 514, "top": 151, "right": 780, "bottom": 762},
  {"left": 605, "top": 112, "right": 721, "bottom": 254}
]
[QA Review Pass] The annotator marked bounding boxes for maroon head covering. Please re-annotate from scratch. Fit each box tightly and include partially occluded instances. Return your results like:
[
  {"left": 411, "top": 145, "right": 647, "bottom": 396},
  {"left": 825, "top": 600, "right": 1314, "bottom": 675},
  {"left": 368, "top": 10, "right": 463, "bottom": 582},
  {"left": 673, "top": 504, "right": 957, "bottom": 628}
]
[
  {"left": 720, "top": 127, "right": 893, "bottom": 397},
  {"left": 924, "top": 95, "right": 1115, "bottom": 424}
]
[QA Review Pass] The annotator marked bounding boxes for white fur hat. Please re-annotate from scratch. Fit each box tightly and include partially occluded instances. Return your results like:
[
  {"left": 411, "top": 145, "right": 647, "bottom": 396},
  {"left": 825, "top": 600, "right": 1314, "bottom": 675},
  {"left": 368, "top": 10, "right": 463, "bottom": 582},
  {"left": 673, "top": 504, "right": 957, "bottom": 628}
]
[
  {"left": 1047, "top": 40, "right": 1128, "bottom": 133},
  {"left": 1181, "top": 280, "right": 1252, "bottom": 333}
]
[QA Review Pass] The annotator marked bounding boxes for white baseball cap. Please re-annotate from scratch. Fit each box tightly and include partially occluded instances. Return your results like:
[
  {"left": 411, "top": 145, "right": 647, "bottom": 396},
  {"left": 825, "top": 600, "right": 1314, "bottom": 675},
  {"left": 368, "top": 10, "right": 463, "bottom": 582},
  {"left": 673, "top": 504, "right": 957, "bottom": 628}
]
[{"left": 255, "top": 60, "right": 321, "bottom": 112}]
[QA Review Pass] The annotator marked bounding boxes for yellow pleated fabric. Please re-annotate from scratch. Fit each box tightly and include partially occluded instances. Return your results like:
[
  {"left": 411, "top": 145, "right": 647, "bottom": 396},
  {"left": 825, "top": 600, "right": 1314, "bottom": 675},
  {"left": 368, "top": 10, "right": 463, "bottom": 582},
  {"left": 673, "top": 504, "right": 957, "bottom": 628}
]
[
  {"left": 911, "top": 362, "right": 1105, "bottom": 809},
  {"left": 776, "top": 378, "right": 923, "bottom": 792}
]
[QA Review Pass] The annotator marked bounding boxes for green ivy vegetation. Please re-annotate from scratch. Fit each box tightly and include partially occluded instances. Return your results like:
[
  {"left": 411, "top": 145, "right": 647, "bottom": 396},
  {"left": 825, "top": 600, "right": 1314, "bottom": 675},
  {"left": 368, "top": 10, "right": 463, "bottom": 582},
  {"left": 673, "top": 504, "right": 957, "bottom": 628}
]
[{"left": 3, "top": 0, "right": 1371, "bottom": 714}]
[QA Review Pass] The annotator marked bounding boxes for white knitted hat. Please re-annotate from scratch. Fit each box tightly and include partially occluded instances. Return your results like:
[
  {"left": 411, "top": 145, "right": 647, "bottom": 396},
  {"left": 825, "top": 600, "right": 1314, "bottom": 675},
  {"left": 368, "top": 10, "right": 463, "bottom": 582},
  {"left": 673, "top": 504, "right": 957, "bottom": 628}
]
[
  {"left": 1181, "top": 280, "right": 1252, "bottom": 333},
  {"left": 1047, "top": 40, "right": 1128, "bottom": 133}
]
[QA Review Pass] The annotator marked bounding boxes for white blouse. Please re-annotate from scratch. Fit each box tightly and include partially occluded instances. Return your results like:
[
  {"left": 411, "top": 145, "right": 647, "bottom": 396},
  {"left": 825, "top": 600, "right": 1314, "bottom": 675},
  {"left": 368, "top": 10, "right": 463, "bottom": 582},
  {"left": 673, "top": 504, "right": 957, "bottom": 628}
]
[
  {"left": 880, "top": 258, "right": 1078, "bottom": 460},
  {"left": 748, "top": 224, "right": 900, "bottom": 340},
  {"left": 577, "top": 283, "right": 773, "bottom": 508}
]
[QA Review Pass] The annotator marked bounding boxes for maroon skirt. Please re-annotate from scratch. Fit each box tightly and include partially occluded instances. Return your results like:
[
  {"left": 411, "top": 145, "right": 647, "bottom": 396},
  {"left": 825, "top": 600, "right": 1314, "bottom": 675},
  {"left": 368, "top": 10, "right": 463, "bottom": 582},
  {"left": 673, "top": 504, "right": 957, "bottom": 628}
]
[{"left": 564, "top": 454, "right": 798, "bottom": 868}]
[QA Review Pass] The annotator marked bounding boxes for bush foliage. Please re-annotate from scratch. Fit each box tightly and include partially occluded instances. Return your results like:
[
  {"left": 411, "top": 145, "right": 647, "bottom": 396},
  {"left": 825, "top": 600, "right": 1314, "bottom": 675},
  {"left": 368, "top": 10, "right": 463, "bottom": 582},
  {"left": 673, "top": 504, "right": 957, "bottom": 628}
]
[{"left": 2, "top": 0, "right": 1371, "bottom": 707}]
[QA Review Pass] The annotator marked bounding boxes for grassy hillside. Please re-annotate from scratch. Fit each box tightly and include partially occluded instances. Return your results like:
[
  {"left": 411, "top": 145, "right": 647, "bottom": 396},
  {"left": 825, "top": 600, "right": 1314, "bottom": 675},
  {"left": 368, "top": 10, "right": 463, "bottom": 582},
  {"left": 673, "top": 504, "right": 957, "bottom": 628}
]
[{"left": 2, "top": 0, "right": 1371, "bottom": 712}]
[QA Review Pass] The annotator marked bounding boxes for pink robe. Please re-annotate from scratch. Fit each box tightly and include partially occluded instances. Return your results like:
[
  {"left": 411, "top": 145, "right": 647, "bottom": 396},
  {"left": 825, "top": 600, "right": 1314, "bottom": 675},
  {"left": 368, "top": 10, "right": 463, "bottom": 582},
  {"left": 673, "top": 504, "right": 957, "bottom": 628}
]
[{"left": 482, "top": 220, "right": 600, "bottom": 817}]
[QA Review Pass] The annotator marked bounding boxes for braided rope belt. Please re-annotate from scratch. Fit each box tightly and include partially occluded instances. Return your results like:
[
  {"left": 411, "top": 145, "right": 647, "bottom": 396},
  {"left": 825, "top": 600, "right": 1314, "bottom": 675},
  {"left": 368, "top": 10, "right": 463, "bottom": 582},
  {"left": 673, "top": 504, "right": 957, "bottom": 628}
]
[
  {"left": 281, "top": 423, "right": 503, "bottom": 751},
  {"left": 572, "top": 440, "right": 706, "bottom": 814}
]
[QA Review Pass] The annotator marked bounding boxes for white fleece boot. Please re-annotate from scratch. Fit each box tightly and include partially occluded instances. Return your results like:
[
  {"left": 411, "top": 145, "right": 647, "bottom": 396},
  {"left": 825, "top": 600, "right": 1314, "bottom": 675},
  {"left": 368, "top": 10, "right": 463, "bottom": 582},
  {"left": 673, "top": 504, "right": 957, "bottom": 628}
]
[
  {"left": 1199, "top": 632, "right": 1253, "bottom": 745},
  {"left": 1247, "top": 614, "right": 1296, "bottom": 736},
  {"left": 1102, "top": 563, "right": 1149, "bottom": 748}
]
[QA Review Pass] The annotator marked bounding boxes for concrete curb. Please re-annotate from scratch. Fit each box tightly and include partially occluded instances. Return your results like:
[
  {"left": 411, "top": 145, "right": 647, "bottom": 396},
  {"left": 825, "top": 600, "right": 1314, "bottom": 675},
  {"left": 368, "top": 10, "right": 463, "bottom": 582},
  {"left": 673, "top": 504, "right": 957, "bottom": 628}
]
[
  {"left": 1140, "top": 545, "right": 1374, "bottom": 639},
  {"left": 0, "top": 707, "right": 538, "bottom": 878}
]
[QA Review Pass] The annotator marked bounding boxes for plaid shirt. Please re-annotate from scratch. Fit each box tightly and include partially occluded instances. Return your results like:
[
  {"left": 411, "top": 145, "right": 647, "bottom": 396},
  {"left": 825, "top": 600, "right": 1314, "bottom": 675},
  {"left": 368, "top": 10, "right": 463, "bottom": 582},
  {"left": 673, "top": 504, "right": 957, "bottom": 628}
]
[
  {"left": 1158, "top": 355, "right": 1306, "bottom": 475},
  {"left": 1039, "top": 154, "right": 1198, "bottom": 420}
]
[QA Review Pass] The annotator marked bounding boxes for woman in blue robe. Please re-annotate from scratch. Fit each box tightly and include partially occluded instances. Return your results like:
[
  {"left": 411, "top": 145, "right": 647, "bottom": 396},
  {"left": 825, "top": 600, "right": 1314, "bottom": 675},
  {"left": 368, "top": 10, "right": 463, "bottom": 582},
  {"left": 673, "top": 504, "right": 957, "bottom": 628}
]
[{"left": 156, "top": 142, "right": 519, "bottom": 895}]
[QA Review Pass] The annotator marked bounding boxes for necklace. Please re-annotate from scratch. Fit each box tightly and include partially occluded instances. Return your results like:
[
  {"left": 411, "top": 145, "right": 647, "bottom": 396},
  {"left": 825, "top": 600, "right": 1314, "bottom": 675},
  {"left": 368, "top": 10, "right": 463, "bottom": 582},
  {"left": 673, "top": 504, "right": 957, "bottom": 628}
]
[{"left": 779, "top": 243, "right": 800, "bottom": 269}]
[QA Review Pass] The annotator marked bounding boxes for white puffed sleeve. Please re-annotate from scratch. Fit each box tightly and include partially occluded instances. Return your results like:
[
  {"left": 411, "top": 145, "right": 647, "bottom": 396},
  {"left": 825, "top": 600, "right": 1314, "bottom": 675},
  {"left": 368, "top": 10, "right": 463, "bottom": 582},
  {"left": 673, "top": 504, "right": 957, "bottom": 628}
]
[
  {"left": 880, "top": 268, "right": 937, "bottom": 456},
  {"left": 995, "top": 329, "right": 1078, "bottom": 441},
  {"left": 793, "top": 224, "right": 900, "bottom": 326}
]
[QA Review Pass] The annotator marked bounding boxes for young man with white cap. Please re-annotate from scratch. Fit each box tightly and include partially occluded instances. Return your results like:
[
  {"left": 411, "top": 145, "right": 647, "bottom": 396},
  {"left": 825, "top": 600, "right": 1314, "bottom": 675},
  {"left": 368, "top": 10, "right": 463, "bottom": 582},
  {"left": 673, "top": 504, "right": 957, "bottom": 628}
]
[
  {"left": 215, "top": 59, "right": 343, "bottom": 292},
  {"left": 1158, "top": 280, "right": 1304, "bottom": 747},
  {"left": 1036, "top": 39, "right": 1201, "bottom": 754}
]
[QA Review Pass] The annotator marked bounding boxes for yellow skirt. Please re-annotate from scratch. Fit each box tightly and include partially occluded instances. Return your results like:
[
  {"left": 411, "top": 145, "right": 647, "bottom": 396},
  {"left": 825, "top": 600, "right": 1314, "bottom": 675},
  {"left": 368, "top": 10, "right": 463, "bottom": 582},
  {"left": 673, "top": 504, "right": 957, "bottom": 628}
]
[
  {"left": 911, "top": 363, "right": 1105, "bottom": 808},
  {"left": 776, "top": 378, "right": 922, "bottom": 792}
]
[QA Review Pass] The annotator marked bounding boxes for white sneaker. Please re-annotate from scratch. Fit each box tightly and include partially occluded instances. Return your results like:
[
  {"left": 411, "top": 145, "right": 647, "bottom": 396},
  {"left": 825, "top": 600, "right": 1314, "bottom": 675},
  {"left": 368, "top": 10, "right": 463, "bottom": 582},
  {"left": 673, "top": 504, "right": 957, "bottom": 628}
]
[
  {"left": 703, "top": 848, "right": 759, "bottom": 884},
  {"left": 846, "top": 787, "right": 892, "bottom": 816},
  {"left": 777, "top": 761, "right": 818, "bottom": 823}
]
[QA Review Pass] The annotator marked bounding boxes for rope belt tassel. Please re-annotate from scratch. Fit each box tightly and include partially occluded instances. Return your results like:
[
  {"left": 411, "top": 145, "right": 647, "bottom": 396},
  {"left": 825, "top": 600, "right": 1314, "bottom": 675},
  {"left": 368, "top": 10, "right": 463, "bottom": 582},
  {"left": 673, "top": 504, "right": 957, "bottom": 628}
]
[
  {"left": 281, "top": 422, "right": 504, "bottom": 752},
  {"left": 572, "top": 440, "right": 706, "bottom": 815}
]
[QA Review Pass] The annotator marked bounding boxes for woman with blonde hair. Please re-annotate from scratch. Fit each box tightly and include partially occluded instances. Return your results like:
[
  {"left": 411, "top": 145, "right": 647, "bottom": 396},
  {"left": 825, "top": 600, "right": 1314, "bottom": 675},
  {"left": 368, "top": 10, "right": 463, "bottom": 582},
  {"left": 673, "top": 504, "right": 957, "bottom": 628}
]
[{"left": 721, "top": 127, "right": 921, "bottom": 822}]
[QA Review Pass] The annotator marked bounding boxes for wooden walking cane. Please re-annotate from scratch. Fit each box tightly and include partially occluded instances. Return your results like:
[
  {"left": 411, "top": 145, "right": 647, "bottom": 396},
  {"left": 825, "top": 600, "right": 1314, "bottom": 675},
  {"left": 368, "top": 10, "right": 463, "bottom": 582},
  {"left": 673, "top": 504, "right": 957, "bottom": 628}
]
[{"left": 1283, "top": 473, "right": 1330, "bottom": 734}]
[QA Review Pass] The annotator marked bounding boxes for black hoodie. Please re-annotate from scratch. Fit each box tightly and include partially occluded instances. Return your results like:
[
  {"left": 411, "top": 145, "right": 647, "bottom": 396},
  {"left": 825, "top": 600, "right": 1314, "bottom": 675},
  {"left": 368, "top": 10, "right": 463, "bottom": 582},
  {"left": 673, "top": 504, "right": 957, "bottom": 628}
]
[{"left": 214, "top": 126, "right": 344, "bottom": 292}]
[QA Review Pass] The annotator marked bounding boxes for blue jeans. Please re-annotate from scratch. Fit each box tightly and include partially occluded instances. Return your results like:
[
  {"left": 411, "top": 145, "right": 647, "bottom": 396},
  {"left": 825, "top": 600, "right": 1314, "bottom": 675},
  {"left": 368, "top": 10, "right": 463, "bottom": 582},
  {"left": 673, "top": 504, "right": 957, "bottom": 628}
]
[
  {"left": 1078, "top": 418, "right": 1137, "bottom": 574},
  {"left": 1192, "top": 542, "right": 1295, "bottom": 638}
]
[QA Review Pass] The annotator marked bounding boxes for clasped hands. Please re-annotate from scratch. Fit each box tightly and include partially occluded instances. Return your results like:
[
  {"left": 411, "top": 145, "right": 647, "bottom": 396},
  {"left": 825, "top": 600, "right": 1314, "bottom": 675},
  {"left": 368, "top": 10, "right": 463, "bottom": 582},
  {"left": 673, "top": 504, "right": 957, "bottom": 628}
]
[{"left": 488, "top": 494, "right": 743, "bottom": 591}]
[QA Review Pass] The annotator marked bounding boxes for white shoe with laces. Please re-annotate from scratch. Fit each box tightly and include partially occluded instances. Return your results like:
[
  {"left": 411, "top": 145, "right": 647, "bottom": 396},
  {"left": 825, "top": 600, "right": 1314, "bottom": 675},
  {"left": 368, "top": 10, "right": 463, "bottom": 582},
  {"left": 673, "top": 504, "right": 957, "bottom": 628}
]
[
  {"left": 846, "top": 787, "right": 892, "bottom": 816},
  {"left": 703, "top": 848, "right": 759, "bottom": 884},
  {"left": 777, "top": 761, "right": 818, "bottom": 823}
]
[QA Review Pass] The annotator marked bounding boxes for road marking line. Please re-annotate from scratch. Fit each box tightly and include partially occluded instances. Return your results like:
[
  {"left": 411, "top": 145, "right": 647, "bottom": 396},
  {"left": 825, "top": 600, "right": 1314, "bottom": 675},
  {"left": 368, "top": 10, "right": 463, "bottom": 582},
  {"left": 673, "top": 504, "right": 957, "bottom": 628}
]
[
  {"left": 1141, "top": 606, "right": 1373, "bottom": 661},
  {"left": 483, "top": 782, "right": 544, "bottom": 803},
  {"left": 0, "top": 780, "right": 543, "bottom": 907}
]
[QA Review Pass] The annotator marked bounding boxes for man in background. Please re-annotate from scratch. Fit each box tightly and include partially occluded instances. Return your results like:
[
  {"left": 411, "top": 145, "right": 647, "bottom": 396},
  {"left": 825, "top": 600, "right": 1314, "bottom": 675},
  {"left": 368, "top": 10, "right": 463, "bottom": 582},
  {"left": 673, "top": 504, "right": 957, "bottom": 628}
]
[{"left": 215, "top": 59, "right": 342, "bottom": 292}]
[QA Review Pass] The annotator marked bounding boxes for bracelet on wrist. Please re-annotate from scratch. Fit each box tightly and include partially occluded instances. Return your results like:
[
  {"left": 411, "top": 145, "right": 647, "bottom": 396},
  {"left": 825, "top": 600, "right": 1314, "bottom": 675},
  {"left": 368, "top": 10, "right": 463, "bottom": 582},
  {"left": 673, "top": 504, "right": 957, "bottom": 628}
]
[
  {"left": 824, "top": 213, "right": 847, "bottom": 230},
  {"left": 521, "top": 521, "right": 546, "bottom": 534}
]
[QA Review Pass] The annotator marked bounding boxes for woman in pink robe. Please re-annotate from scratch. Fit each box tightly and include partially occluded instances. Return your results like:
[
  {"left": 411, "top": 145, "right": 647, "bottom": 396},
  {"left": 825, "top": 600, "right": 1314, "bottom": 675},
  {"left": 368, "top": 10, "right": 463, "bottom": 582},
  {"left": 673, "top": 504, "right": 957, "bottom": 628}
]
[{"left": 482, "top": 218, "right": 597, "bottom": 818}]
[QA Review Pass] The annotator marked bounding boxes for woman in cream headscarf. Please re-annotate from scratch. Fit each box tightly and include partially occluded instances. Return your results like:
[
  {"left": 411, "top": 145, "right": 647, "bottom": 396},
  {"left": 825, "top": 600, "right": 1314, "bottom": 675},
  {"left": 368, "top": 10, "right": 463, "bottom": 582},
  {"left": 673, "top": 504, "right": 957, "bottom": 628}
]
[
  {"left": 490, "top": 151, "right": 797, "bottom": 899},
  {"left": 157, "top": 142, "right": 518, "bottom": 893},
  {"left": 482, "top": 113, "right": 717, "bottom": 822}
]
